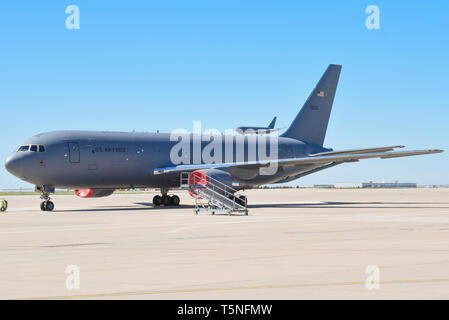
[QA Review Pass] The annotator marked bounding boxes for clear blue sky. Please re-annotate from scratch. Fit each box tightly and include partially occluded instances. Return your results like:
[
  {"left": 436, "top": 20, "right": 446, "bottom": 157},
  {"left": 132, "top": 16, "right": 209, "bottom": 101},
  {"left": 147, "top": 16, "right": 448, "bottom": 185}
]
[{"left": 0, "top": 1, "right": 448, "bottom": 189}]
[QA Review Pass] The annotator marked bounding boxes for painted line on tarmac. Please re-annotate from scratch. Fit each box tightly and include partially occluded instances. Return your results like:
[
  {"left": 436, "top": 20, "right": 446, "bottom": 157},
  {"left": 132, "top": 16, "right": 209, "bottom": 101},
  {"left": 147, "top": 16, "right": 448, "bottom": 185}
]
[
  {"left": 2, "top": 201, "right": 323, "bottom": 212},
  {"left": 19, "top": 278, "right": 449, "bottom": 300},
  {"left": 0, "top": 216, "right": 304, "bottom": 235}
]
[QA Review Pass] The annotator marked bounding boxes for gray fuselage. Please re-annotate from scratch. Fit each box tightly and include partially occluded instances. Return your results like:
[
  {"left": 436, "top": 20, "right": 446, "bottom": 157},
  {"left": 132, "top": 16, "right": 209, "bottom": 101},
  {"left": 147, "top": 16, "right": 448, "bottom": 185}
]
[{"left": 5, "top": 130, "right": 329, "bottom": 190}]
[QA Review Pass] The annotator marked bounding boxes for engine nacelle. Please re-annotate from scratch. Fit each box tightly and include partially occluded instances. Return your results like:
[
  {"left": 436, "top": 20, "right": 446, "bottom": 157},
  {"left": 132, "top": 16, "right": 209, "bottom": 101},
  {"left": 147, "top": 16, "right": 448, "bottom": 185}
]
[
  {"left": 188, "top": 169, "right": 235, "bottom": 198},
  {"left": 74, "top": 189, "right": 115, "bottom": 198}
]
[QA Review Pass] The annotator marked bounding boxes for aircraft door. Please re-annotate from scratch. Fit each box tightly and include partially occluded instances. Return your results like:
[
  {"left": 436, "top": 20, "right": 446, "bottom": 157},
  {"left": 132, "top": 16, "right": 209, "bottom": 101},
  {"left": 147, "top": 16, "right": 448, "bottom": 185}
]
[{"left": 68, "top": 142, "right": 80, "bottom": 163}]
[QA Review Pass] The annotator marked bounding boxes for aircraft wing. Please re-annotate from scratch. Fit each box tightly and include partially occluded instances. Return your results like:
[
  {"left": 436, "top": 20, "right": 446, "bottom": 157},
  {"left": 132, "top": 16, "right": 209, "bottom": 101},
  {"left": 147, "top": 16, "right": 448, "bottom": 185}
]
[
  {"left": 153, "top": 148, "right": 443, "bottom": 175},
  {"left": 309, "top": 145, "right": 405, "bottom": 157}
]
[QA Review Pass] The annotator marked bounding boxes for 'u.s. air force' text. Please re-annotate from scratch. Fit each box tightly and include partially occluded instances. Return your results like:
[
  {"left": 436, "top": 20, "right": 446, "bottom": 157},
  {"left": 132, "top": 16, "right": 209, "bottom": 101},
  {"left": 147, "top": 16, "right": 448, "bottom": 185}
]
[{"left": 177, "top": 304, "right": 273, "bottom": 317}]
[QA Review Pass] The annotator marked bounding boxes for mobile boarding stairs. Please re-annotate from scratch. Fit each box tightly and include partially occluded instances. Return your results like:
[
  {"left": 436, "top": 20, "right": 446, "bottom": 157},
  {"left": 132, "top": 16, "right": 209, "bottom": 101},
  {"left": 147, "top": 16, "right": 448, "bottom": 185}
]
[{"left": 180, "top": 172, "right": 248, "bottom": 215}]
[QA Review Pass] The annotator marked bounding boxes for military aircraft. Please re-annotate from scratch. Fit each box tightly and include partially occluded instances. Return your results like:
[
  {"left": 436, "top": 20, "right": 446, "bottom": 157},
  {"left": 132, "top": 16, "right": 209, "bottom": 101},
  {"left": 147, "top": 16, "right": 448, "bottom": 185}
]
[
  {"left": 236, "top": 116, "right": 278, "bottom": 134},
  {"left": 5, "top": 64, "right": 443, "bottom": 211}
]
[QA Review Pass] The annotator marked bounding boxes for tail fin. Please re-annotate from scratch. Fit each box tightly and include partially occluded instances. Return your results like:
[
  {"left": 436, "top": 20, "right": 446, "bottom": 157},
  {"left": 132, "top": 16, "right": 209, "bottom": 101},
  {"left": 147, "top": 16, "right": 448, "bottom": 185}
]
[
  {"left": 282, "top": 64, "right": 342, "bottom": 146},
  {"left": 268, "top": 116, "right": 277, "bottom": 129}
]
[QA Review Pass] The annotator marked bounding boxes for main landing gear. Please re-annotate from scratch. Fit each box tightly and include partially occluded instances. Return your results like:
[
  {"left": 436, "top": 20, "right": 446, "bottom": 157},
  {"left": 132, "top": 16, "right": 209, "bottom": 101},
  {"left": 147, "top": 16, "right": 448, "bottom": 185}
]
[
  {"left": 152, "top": 189, "right": 180, "bottom": 207},
  {"left": 236, "top": 195, "right": 247, "bottom": 207},
  {"left": 229, "top": 194, "right": 247, "bottom": 207},
  {"left": 40, "top": 192, "right": 54, "bottom": 212}
]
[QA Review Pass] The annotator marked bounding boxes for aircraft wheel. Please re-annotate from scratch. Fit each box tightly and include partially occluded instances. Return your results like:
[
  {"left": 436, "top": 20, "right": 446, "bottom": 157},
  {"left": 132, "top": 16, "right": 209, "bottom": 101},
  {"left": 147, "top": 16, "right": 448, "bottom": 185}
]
[
  {"left": 171, "top": 195, "right": 180, "bottom": 206},
  {"left": 45, "top": 201, "right": 55, "bottom": 211},
  {"left": 153, "top": 195, "right": 162, "bottom": 206},
  {"left": 40, "top": 201, "right": 54, "bottom": 211},
  {"left": 162, "top": 195, "right": 172, "bottom": 206},
  {"left": 0, "top": 200, "right": 7, "bottom": 212},
  {"left": 238, "top": 195, "right": 247, "bottom": 206}
]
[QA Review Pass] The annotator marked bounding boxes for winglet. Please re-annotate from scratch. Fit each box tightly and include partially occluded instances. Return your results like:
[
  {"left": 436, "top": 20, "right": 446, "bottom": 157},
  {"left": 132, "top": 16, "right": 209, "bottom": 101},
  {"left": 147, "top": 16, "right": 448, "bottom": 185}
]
[{"left": 268, "top": 116, "right": 277, "bottom": 129}]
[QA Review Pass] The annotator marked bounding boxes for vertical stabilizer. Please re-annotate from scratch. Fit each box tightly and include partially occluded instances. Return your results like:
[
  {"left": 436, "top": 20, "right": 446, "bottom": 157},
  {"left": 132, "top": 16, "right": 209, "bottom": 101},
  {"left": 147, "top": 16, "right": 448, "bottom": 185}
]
[{"left": 282, "top": 64, "right": 342, "bottom": 146}]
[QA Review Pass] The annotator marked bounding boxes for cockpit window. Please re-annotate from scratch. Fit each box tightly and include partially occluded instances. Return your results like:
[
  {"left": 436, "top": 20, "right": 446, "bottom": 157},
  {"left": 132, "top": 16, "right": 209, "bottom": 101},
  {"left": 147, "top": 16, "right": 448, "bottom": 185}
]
[{"left": 17, "top": 144, "right": 46, "bottom": 152}]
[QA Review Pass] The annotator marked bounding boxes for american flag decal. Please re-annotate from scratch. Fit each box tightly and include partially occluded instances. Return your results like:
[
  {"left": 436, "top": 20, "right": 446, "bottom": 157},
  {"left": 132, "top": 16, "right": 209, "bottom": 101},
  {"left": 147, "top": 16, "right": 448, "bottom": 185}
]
[{"left": 317, "top": 90, "right": 325, "bottom": 97}]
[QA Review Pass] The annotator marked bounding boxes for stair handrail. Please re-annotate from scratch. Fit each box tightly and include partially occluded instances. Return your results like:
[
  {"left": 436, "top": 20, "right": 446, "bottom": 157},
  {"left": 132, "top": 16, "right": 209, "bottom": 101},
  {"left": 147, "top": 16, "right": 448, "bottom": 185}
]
[
  {"left": 189, "top": 172, "right": 239, "bottom": 195},
  {"left": 182, "top": 171, "right": 247, "bottom": 210}
]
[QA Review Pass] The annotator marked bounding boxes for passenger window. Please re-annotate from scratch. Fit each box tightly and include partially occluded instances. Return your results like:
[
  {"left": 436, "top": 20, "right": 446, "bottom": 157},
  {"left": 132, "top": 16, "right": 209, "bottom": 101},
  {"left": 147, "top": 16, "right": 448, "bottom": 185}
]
[
  {"left": 30, "top": 145, "right": 38, "bottom": 152},
  {"left": 18, "top": 145, "right": 29, "bottom": 152},
  {"left": 39, "top": 145, "right": 45, "bottom": 152}
]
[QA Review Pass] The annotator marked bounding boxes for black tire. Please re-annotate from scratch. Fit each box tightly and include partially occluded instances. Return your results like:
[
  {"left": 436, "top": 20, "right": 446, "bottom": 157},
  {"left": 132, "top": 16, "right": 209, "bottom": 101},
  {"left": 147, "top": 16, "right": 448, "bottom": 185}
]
[
  {"left": 40, "top": 201, "right": 47, "bottom": 211},
  {"left": 153, "top": 195, "right": 162, "bottom": 206},
  {"left": 238, "top": 195, "right": 247, "bottom": 207},
  {"left": 171, "top": 195, "right": 180, "bottom": 206},
  {"left": 46, "top": 201, "right": 55, "bottom": 211},
  {"left": 162, "top": 195, "right": 172, "bottom": 206}
]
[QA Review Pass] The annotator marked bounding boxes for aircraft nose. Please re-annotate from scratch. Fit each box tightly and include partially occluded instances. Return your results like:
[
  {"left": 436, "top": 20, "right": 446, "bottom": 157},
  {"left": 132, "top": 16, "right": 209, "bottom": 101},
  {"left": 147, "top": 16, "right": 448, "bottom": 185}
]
[{"left": 5, "top": 154, "right": 23, "bottom": 177}]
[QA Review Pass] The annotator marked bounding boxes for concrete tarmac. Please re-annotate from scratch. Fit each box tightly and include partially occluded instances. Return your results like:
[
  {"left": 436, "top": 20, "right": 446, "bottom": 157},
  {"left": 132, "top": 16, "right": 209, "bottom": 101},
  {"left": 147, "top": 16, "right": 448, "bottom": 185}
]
[{"left": 0, "top": 188, "right": 448, "bottom": 299}]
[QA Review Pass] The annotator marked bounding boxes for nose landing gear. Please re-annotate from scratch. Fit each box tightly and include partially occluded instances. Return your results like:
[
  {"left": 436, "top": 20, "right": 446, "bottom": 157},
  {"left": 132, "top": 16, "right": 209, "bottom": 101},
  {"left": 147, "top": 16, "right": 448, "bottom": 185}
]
[
  {"left": 40, "top": 199, "right": 55, "bottom": 212},
  {"left": 39, "top": 190, "right": 55, "bottom": 212}
]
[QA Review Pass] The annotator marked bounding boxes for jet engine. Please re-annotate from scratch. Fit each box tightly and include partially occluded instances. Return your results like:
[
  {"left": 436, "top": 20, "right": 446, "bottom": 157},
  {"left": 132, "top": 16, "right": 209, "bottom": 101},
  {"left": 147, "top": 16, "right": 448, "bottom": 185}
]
[{"left": 74, "top": 189, "right": 115, "bottom": 198}]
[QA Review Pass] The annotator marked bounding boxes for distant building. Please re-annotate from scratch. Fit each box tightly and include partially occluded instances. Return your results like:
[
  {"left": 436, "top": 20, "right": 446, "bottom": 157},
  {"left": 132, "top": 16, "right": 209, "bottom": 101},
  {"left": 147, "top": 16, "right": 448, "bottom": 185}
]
[
  {"left": 334, "top": 182, "right": 363, "bottom": 188},
  {"left": 361, "top": 181, "right": 417, "bottom": 188},
  {"left": 331, "top": 181, "right": 417, "bottom": 188}
]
